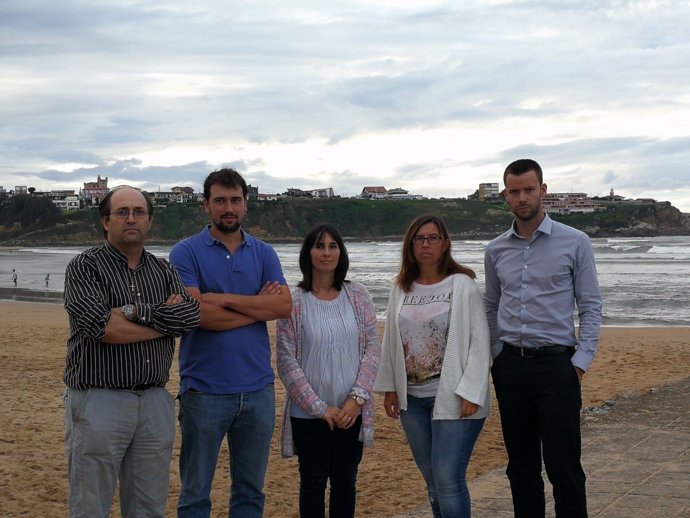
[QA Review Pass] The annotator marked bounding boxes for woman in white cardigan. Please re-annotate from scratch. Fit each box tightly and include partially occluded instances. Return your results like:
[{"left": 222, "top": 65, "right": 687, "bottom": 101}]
[{"left": 375, "top": 214, "right": 491, "bottom": 518}]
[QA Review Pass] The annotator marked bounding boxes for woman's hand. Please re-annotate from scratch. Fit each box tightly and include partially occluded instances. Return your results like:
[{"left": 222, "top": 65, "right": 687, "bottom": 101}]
[
  {"left": 460, "top": 399, "right": 478, "bottom": 418},
  {"left": 320, "top": 406, "right": 340, "bottom": 430},
  {"left": 383, "top": 392, "right": 400, "bottom": 419},
  {"left": 335, "top": 398, "right": 360, "bottom": 430}
]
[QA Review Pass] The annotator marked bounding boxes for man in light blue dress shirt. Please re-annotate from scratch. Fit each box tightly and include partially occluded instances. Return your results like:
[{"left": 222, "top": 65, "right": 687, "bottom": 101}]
[{"left": 484, "top": 159, "right": 602, "bottom": 518}]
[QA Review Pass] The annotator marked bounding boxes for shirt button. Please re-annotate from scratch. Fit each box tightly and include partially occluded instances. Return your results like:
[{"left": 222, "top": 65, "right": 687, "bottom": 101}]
[
  {"left": 521, "top": 284, "right": 526, "bottom": 289},
  {"left": 226, "top": 255, "right": 230, "bottom": 259}
]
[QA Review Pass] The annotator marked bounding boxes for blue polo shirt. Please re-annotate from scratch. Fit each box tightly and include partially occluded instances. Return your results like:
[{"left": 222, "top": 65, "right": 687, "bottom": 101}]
[{"left": 170, "top": 226, "right": 287, "bottom": 394}]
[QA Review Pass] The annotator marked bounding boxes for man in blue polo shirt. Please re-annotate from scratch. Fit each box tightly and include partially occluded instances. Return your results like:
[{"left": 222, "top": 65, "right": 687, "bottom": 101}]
[{"left": 170, "top": 168, "right": 292, "bottom": 518}]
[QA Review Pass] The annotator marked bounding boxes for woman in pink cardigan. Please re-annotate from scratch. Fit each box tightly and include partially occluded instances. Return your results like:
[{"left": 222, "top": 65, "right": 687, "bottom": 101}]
[{"left": 276, "top": 223, "right": 381, "bottom": 518}]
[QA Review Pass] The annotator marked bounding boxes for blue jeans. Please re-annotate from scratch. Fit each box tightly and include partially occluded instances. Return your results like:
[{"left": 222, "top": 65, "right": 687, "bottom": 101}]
[
  {"left": 400, "top": 395, "right": 485, "bottom": 518},
  {"left": 177, "top": 384, "right": 275, "bottom": 518}
]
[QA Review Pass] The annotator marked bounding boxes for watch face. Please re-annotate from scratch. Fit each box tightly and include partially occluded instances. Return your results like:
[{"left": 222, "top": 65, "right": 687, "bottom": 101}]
[{"left": 123, "top": 304, "right": 134, "bottom": 317}]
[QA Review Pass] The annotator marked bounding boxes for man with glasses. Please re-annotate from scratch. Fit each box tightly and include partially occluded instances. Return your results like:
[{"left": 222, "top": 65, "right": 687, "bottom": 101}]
[
  {"left": 63, "top": 185, "right": 200, "bottom": 518},
  {"left": 170, "top": 168, "right": 292, "bottom": 518},
  {"left": 484, "top": 159, "right": 602, "bottom": 518}
]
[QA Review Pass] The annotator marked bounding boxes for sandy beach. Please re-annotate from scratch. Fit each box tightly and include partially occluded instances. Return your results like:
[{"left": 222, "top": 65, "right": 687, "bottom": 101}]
[{"left": 0, "top": 300, "right": 688, "bottom": 517}]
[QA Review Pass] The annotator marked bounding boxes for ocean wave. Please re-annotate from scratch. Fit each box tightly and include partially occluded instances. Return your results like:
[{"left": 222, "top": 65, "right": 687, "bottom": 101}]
[
  {"left": 17, "top": 247, "right": 84, "bottom": 255},
  {"left": 648, "top": 245, "right": 690, "bottom": 256}
]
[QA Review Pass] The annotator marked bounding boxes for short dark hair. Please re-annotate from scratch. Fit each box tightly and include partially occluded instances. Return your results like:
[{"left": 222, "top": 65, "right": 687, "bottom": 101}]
[
  {"left": 297, "top": 223, "right": 350, "bottom": 293},
  {"left": 203, "top": 168, "right": 248, "bottom": 200},
  {"left": 503, "top": 159, "right": 543, "bottom": 185},
  {"left": 98, "top": 185, "right": 153, "bottom": 239},
  {"left": 396, "top": 214, "right": 475, "bottom": 292}
]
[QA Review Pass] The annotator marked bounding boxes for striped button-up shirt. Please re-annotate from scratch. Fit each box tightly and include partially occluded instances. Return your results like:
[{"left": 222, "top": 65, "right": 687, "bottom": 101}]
[{"left": 64, "top": 241, "right": 200, "bottom": 390}]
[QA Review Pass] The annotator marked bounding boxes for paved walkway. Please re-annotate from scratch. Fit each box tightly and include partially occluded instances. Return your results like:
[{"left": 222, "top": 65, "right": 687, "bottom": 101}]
[{"left": 390, "top": 377, "right": 690, "bottom": 518}]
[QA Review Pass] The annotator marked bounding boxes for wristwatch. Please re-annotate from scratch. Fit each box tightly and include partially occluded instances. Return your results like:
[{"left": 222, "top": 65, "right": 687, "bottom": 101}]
[
  {"left": 121, "top": 304, "right": 136, "bottom": 321},
  {"left": 350, "top": 394, "right": 366, "bottom": 406}
]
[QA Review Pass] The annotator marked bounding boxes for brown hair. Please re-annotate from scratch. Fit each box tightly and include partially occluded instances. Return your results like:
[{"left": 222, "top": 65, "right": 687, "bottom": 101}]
[
  {"left": 395, "top": 214, "right": 476, "bottom": 292},
  {"left": 503, "top": 158, "right": 543, "bottom": 185}
]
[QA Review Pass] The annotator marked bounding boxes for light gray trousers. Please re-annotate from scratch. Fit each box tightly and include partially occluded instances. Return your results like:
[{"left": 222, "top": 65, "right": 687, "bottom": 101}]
[{"left": 64, "top": 387, "right": 175, "bottom": 518}]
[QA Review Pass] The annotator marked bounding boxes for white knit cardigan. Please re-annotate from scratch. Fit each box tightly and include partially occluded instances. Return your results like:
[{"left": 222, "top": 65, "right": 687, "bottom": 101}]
[{"left": 374, "top": 273, "right": 491, "bottom": 420}]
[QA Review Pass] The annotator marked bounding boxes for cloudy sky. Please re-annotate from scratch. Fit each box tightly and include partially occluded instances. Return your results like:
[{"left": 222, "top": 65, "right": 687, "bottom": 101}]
[{"left": 2, "top": 0, "right": 689, "bottom": 211}]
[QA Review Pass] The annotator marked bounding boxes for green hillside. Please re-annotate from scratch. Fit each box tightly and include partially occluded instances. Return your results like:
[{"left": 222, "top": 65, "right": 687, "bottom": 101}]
[{"left": 1, "top": 195, "right": 689, "bottom": 246}]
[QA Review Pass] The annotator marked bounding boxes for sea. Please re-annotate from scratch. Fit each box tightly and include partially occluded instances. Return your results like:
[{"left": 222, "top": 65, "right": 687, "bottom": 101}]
[{"left": 1, "top": 235, "right": 689, "bottom": 327}]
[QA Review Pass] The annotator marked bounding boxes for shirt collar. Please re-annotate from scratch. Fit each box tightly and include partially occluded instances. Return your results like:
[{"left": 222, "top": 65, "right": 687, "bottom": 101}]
[
  {"left": 509, "top": 213, "right": 553, "bottom": 239},
  {"left": 202, "top": 225, "right": 250, "bottom": 248},
  {"left": 103, "top": 240, "right": 147, "bottom": 266}
]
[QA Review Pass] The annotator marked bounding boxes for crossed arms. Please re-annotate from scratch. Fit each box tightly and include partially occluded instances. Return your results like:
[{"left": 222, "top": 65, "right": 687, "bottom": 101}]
[{"left": 189, "top": 281, "right": 292, "bottom": 331}]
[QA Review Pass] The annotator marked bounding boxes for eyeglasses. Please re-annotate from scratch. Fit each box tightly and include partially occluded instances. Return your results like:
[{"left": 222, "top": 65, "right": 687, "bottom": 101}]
[
  {"left": 413, "top": 234, "right": 442, "bottom": 246},
  {"left": 108, "top": 208, "right": 149, "bottom": 219}
]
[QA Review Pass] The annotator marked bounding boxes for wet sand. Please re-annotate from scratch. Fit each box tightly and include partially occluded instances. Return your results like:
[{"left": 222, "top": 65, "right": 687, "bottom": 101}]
[{"left": 0, "top": 300, "right": 688, "bottom": 517}]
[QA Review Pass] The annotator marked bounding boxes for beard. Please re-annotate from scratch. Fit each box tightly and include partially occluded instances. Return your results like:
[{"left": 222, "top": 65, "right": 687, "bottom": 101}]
[
  {"left": 513, "top": 203, "right": 541, "bottom": 222},
  {"left": 213, "top": 212, "right": 243, "bottom": 234}
]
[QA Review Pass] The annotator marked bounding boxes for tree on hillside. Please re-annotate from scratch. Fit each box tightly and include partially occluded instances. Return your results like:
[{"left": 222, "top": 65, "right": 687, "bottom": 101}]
[
  {"left": 28, "top": 187, "right": 36, "bottom": 195},
  {"left": 0, "top": 194, "right": 61, "bottom": 228}
]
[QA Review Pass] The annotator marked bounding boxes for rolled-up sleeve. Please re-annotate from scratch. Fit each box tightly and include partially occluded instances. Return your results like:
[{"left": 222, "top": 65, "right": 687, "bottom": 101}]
[
  {"left": 64, "top": 256, "right": 111, "bottom": 341},
  {"left": 136, "top": 265, "right": 200, "bottom": 336}
]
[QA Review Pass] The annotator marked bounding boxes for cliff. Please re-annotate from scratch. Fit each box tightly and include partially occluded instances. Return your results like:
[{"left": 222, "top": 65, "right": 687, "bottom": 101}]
[{"left": 1, "top": 198, "right": 689, "bottom": 246}]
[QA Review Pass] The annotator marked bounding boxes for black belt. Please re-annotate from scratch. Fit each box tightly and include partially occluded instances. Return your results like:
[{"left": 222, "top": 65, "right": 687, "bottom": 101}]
[{"left": 502, "top": 342, "right": 573, "bottom": 357}]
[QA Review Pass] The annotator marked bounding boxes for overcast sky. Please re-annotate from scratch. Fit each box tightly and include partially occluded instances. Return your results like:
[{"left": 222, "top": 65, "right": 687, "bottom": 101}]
[{"left": 2, "top": 0, "right": 689, "bottom": 211}]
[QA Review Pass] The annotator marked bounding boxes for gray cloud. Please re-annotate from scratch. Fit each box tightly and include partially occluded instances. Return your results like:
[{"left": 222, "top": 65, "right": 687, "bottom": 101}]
[{"left": 2, "top": 0, "right": 690, "bottom": 210}]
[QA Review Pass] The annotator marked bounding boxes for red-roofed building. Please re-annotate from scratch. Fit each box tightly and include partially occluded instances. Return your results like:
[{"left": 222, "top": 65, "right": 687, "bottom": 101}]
[
  {"left": 361, "top": 186, "right": 387, "bottom": 199},
  {"left": 82, "top": 175, "right": 109, "bottom": 205}
]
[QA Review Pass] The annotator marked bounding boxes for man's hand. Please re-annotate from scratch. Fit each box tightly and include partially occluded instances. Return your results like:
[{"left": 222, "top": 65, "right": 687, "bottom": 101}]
[
  {"left": 200, "top": 282, "right": 280, "bottom": 308},
  {"left": 575, "top": 367, "right": 585, "bottom": 384},
  {"left": 258, "top": 281, "right": 282, "bottom": 295},
  {"left": 165, "top": 293, "right": 183, "bottom": 305}
]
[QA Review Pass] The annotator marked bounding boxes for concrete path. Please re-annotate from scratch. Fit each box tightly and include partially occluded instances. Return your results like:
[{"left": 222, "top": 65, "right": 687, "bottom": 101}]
[{"left": 390, "top": 377, "right": 690, "bottom": 518}]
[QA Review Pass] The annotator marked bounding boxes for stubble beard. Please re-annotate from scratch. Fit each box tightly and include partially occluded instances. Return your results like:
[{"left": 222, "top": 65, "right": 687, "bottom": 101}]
[
  {"left": 213, "top": 214, "right": 242, "bottom": 234},
  {"left": 513, "top": 203, "right": 541, "bottom": 222}
]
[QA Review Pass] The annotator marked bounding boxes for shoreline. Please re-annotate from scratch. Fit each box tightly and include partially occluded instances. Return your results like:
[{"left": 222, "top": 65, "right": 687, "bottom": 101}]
[
  {"left": 0, "top": 287, "right": 64, "bottom": 303},
  {"left": 3, "top": 232, "right": 690, "bottom": 249}
]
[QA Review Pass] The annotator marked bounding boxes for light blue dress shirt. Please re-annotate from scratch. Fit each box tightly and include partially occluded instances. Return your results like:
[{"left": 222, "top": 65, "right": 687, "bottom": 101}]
[{"left": 484, "top": 214, "right": 602, "bottom": 371}]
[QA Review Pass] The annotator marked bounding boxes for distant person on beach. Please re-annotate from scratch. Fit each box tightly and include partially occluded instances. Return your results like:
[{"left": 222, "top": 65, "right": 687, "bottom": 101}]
[
  {"left": 169, "top": 168, "right": 292, "bottom": 518},
  {"left": 484, "top": 159, "right": 602, "bottom": 518},
  {"left": 375, "top": 214, "right": 491, "bottom": 518},
  {"left": 276, "top": 223, "right": 381, "bottom": 518},
  {"left": 45, "top": 273, "right": 50, "bottom": 287},
  {"left": 62, "top": 185, "right": 200, "bottom": 518},
  {"left": 12, "top": 268, "right": 17, "bottom": 286}
]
